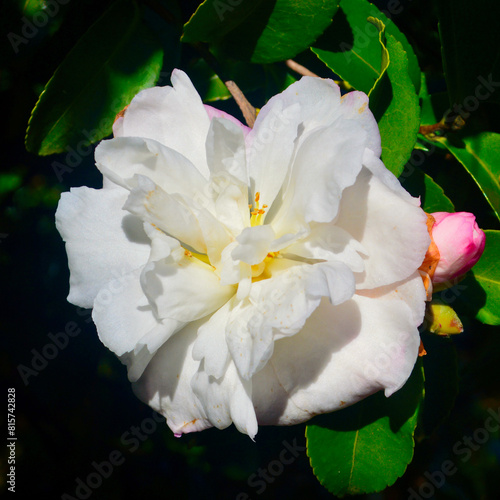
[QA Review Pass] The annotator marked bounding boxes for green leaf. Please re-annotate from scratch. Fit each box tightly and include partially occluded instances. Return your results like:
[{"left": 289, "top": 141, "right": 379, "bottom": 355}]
[
  {"left": 400, "top": 166, "right": 455, "bottom": 213},
  {"left": 437, "top": 0, "right": 500, "bottom": 107},
  {"left": 367, "top": 22, "right": 420, "bottom": 177},
  {"left": 182, "top": 0, "right": 265, "bottom": 43},
  {"left": 419, "top": 333, "right": 458, "bottom": 436},
  {"left": 457, "top": 230, "right": 500, "bottom": 325},
  {"left": 25, "top": 0, "right": 166, "bottom": 156},
  {"left": 311, "top": 0, "right": 420, "bottom": 95},
  {"left": 306, "top": 361, "right": 424, "bottom": 496},
  {"left": 184, "top": 0, "right": 339, "bottom": 64},
  {"left": 441, "top": 133, "right": 500, "bottom": 221},
  {"left": 419, "top": 90, "right": 500, "bottom": 220}
]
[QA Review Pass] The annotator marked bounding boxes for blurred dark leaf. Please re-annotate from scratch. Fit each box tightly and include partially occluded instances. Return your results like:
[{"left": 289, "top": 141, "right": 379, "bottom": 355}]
[{"left": 25, "top": 0, "right": 166, "bottom": 156}]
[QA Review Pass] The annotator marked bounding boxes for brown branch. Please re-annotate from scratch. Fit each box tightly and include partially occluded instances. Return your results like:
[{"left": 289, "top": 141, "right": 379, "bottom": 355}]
[
  {"left": 224, "top": 80, "right": 257, "bottom": 128},
  {"left": 192, "top": 42, "right": 257, "bottom": 128},
  {"left": 285, "top": 59, "right": 318, "bottom": 78}
]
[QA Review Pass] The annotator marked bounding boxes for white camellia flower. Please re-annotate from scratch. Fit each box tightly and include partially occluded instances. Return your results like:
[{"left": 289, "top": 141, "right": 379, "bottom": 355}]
[{"left": 56, "top": 70, "right": 430, "bottom": 439}]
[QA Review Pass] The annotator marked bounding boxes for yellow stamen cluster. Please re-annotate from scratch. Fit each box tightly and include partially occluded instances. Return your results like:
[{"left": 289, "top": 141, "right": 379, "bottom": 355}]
[{"left": 250, "top": 192, "right": 268, "bottom": 226}]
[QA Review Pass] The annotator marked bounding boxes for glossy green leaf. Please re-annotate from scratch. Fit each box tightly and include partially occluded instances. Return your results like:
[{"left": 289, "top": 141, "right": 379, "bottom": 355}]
[
  {"left": 367, "top": 22, "right": 420, "bottom": 177},
  {"left": 182, "top": 0, "right": 265, "bottom": 43},
  {"left": 419, "top": 333, "right": 458, "bottom": 436},
  {"left": 437, "top": 0, "right": 500, "bottom": 107},
  {"left": 311, "top": 0, "right": 420, "bottom": 95},
  {"left": 185, "top": 0, "right": 339, "bottom": 64},
  {"left": 25, "top": 0, "right": 165, "bottom": 156},
  {"left": 457, "top": 230, "right": 500, "bottom": 325},
  {"left": 419, "top": 89, "right": 500, "bottom": 220},
  {"left": 306, "top": 361, "right": 424, "bottom": 496},
  {"left": 400, "top": 166, "right": 455, "bottom": 213},
  {"left": 441, "top": 133, "right": 500, "bottom": 221}
]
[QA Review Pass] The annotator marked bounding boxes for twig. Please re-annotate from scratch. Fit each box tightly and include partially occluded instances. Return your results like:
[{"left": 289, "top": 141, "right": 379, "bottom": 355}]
[
  {"left": 224, "top": 81, "right": 257, "bottom": 128},
  {"left": 193, "top": 42, "right": 257, "bottom": 128},
  {"left": 286, "top": 59, "right": 319, "bottom": 78}
]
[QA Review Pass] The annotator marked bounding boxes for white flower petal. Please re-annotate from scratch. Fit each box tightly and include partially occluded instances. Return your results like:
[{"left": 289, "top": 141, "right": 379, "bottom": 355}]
[
  {"left": 339, "top": 91, "right": 382, "bottom": 156},
  {"left": 271, "top": 120, "right": 366, "bottom": 233},
  {"left": 192, "top": 300, "right": 231, "bottom": 379},
  {"left": 92, "top": 267, "right": 184, "bottom": 382},
  {"left": 232, "top": 225, "right": 275, "bottom": 265},
  {"left": 133, "top": 320, "right": 212, "bottom": 435},
  {"left": 191, "top": 359, "right": 258, "bottom": 439},
  {"left": 124, "top": 175, "right": 208, "bottom": 254},
  {"left": 141, "top": 247, "right": 235, "bottom": 322},
  {"left": 206, "top": 117, "right": 248, "bottom": 185},
  {"left": 55, "top": 186, "right": 150, "bottom": 308},
  {"left": 284, "top": 223, "right": 366, "bottom": 273},
  {"left": 213, "top": 178, "right": 250, "bottom": 237},
  {"left": 204, "top": 104, "right": 251, "bottom": 137},
  {"left": 247, "top": 99, "right": 302, "bottom": 212},
  {"left": 95, "top": 136, "right": 208, "bottom": 198},
  {"left": 225, "top": 258, "right": 355, "bottom": 380},
  {"left": 335, "top": 164, "right": 430, "bottom": 289},
  {"left": 225, "top": 298, "right": 275, "bottom": 380},
  {"left": 120, "top": 69, "right": 211, "bottom": 177},
  {"left": 253, "top": 274, "right": 424, "bottom": 425}
]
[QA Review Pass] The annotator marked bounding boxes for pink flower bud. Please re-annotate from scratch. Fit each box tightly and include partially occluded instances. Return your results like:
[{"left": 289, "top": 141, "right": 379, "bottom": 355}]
[{"left": 431, "top": 212, "right": 486, "bottom": 283}]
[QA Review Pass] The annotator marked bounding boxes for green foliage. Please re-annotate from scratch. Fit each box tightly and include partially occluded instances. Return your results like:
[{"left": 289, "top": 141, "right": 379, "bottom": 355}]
[
  {"left": 457, "top": 230, "right": 500, "bottom": 325},
  {"left": 183, "top": 0, "right": 339, "bottom": 63},
  {"left": 25, "top": 0, "right": 166, "bottom": 155},
  {"left": 442, "top": 133, "right": 500, "bottom": 221},
  {"left": 400, "top": 167, "right": 455, "bottom": 213},
  {"left": 367, "top": 20, "right": 420, "bottom": 177},
  {"left": 306, "top": 362, "right": 424, "bottom": 496},
  {"left": 311, "top": 0, "right": 420, "bottom": 94},
  {"left": 420, "top": 90, "right": 500, "bottom": 221}
]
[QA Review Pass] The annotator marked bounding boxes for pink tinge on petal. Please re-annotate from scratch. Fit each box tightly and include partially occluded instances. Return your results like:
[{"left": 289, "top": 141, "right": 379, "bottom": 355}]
[
  {"left": 431, "top": 211, "right": 486, "bottom": 283},
  {"left": 204, "top": 105, "right": 251, "bottom": 137},
  {"left": 173, "top": 433, "right": 182, "bottom": 438}
]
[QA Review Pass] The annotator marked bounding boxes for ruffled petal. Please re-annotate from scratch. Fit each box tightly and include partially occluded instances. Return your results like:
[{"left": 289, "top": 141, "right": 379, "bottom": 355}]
[
  {"left": 133, "top": 320, "right": 212, "bottom": 435},
  {"left": 252, "top": 272, "right": 425, "bottom": 425},
  {"left": 206, "top": 117, "right": 248, "bottom": 185},
  {"left": 141, "top": 243, "right": 235, "bottom": 323},
  {"left": 124, "top": 175, "right": 208, "bottom": 254},
  {"left": 335, "top": 162, "right": 430, "bottom": 289},
  {"left": 55, "top": 186, "right": 150, "bottom": 308},
  {"left": 95, "top": 136, "right": 208, "bottom": 199},
  {"left": 92, "top": 267, "right": 184, "bottom": 382},
  {"left": 191, "top": 359, "right": 258, "bottom": 439},
  {"left": 204, "top": 104, "right": 251, "bottom": 137},
  {"left": 232, "top": 225, "right": 276, "bottom": 265},
  {"left": 339, "top": 91, "right": 381, "bottom": 157},
  {"left": 192, "top": 300, "right": 232, "bottom": 379},
  {"left": 270, "top": 119, "right": 366, "bottom": 234},
  {"left": 119, "top": 69, "right": 211, "bottom": 177},
  {"left": 225, "top": 258, "right": 355, "bottom": 380},
  {"left": 285, "top": 223, "right": 366, "bottom": 273}
]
